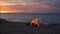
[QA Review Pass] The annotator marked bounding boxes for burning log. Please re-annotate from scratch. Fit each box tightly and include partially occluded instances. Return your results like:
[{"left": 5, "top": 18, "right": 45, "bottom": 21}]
[{"left": 28, "top": 18, "right": 40, "bottom": 27}]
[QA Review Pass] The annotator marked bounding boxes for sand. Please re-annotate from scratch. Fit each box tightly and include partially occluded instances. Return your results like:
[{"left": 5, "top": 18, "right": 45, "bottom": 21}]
[{"left": 0, "top": 18, "right": 60, "bottom": 34}]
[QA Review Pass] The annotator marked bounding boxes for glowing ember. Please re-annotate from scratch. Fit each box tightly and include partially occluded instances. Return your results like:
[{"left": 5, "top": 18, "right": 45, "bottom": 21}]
[{"left": 29, "top": 18, "right": 40, "bottom": 27}]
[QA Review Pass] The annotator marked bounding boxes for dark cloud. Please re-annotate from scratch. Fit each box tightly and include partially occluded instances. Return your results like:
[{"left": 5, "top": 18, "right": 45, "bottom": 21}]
[{"left": 7, "top": 4, "right": 33, "bottom": 10}]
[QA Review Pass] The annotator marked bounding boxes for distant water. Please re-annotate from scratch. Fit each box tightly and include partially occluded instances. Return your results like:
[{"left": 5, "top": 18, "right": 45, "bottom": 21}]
[{"left": 0, "top": 13, "right": 60, "bottom": 24}]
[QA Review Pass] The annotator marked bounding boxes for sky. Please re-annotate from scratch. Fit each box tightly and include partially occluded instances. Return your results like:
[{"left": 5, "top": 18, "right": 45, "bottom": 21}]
[{"left": 0, "top": 0, "right": 60, "bottom": 13}]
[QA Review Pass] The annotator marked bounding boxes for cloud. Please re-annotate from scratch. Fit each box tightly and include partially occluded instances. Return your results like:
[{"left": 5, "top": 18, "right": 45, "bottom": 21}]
[
  {"left": 0, "top": 3, "right": 54, "bottom": 13},
  {"left": 0, "top": 0, "right": 60, "bottom": 13}
]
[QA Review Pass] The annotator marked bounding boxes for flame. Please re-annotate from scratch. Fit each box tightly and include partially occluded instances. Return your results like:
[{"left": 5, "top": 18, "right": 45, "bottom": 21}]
[{"left": 29, "top": 18, "right": 40, "bottom": 27}]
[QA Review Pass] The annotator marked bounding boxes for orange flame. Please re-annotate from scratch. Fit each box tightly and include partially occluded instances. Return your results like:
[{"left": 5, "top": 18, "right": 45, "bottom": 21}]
[{"left": 29, "top": 18, "right": 40, "bottom": 27}]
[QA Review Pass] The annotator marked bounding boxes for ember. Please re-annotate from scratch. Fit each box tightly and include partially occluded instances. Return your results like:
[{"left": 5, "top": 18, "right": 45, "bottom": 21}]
[{"left": 29, "top": 18, "right": 40, "bottom": 27}]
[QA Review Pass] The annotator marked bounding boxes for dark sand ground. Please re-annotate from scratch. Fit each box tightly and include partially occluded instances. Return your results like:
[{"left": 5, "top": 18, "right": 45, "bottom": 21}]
[{"left": 0, "top": 18, "right": 60, "bottom": 34}]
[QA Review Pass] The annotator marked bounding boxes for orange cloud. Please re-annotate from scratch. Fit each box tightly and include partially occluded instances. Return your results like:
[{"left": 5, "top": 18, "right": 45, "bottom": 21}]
[
  {"left": 0, "top": 3, "right": 53, "bottom": 13},
  {"left": 0, "top": 4, "right": 18, "bottom": 13}
]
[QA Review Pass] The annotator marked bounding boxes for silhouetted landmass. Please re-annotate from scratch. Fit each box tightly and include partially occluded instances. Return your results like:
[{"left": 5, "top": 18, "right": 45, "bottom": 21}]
[
  {"left": 0, "top": 13, "right": 60, "bottom": 15},
  {"left": 0, "top": 18, "right": 8, "bottom": 24},
  {"left": 0, "top": 18, "right": 60, "bottom": 34}
]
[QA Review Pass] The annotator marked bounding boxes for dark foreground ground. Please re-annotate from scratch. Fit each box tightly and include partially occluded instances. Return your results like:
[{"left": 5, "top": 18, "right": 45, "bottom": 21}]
[{"left": 0, "top": 18, "right": 60, "bottom": 34}]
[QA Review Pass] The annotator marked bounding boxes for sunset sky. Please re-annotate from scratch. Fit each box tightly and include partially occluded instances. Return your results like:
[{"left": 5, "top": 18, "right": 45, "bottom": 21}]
[{"left": 0, "top": 0, "right": 60, "bottom": 13}]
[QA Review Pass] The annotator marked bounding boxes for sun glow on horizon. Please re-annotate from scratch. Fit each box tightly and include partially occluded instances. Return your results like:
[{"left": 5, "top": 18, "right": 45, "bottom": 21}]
[{"left": 0, "top": 11, "right": 7, "bottom": 13}]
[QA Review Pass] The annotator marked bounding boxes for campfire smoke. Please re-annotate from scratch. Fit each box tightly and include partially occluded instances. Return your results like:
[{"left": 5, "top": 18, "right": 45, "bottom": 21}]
[{"left": 29, "top": 18, "right": 40, "bottom": 27}]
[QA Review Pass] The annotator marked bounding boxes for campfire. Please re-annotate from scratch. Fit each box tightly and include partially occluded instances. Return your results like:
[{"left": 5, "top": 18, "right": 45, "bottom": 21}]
[{"left": 29, "top": 18, "right": 40, "bottom": 27}]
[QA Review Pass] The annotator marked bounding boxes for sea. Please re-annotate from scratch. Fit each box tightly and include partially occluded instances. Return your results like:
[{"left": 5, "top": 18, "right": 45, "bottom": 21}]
[{"left": 0, "top": 13, "right": 60, "bottom": 24}]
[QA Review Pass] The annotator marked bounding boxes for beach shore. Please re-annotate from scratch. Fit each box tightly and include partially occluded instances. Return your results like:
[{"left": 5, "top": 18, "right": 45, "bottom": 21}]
[{"left": 0, "top": 18, "right": 60, "bottom": 34}]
